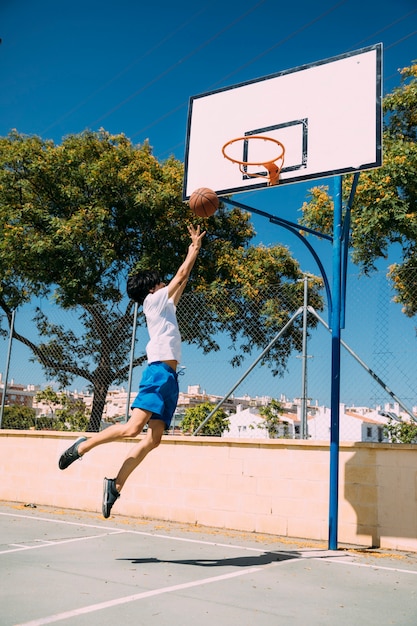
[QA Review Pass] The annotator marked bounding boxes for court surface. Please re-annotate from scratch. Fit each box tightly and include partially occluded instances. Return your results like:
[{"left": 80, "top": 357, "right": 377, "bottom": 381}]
[{"left": 1, "top": 500, "right": 417, "bottom": 626}]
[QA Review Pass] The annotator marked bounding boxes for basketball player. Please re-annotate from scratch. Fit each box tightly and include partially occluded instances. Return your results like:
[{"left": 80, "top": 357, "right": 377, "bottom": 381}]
[{"left": 59, "top": 224, "right": 206, "bottom": 518}]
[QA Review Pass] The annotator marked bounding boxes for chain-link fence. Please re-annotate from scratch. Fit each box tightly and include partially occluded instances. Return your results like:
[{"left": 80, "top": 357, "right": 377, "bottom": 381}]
[{"left": 1, "top": 270, "right": 417, "bottom": 440}]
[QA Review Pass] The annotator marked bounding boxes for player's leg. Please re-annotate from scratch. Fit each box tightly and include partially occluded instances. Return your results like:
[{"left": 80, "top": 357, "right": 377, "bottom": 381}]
[
  {"left": 79, "top": 408, "right": 151, "bottom": 454},
  {"left": 59, "top": 407, "right": 151, "bottom": 470},
  {"left": 102, "top": 418, "right": 165, "bottom": 518},
  {"left": 114, "top": 418, "right": 166, "bottom": 491}
]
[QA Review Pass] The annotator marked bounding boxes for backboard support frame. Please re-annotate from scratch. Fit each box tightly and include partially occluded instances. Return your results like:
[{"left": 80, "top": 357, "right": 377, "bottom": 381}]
[{"left": 184, "top": 45, "right": 384, "bottom": 554}]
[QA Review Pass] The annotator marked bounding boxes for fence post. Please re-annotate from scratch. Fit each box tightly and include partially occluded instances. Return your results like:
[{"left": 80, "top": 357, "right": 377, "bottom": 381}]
[
  {"left": 124, "top": 302, "right": 138, "bottom": 423},
  {"left": 0, "top": 309, "right": 16, "bottom": 428},
  {"left": 300, "top": 276, "right": 309, "bottom": 439}
]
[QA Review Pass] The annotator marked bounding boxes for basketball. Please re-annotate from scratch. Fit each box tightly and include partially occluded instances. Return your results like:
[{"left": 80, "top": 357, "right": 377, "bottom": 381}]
[{"left": 189, "top": 187, "right": 219, "bottom": 218}]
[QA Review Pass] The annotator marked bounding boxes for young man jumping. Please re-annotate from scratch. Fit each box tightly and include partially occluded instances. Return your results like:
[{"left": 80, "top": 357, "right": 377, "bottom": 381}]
[{"left": 59, "top": 224, "right": 206, "bottom": 518}]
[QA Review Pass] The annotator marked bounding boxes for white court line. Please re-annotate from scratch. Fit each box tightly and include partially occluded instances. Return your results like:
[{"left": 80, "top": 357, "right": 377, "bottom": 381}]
[
  {"left": 10, "top": 540, "right": 53, "bottom": 547},
  {"left": 9, "top": 539, "right": 55, "bottom": 547},
  {"left": 0, "top": 530, "right": 125, "bottom": 555},
  {"left": 325, "top": 556, "right": 417, "bottom": 576},
  {"left": 15, "top": 567, "right": 263, "bottom": 626},
  {"left": 0, "top": 511, "right": 267, "bottom": 554}
]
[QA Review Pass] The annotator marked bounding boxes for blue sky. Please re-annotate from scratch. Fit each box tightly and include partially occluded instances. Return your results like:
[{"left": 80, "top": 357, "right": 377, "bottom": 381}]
[
  {"left": 1, "top": 0, "right": 416, "bottom": 258},
  {"left": 1, "top": 0, "right": 417, "bottom": 406}
]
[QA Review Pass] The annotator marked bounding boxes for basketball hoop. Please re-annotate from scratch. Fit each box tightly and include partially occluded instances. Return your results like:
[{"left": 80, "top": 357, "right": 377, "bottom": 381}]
[{"left": 222, "top": 135, "right": 285, "bottom": 186}]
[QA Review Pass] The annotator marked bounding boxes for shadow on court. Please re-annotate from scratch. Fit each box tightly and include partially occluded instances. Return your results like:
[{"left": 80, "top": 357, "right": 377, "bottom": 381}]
[{"left": 118, "top": 551, "right": 296, "bottom": 567}]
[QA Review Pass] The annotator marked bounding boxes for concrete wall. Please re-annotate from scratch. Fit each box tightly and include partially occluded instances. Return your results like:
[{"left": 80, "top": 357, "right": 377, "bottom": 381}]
[{"left": 1, "top": 430, "right": 416, "bottom": 552}]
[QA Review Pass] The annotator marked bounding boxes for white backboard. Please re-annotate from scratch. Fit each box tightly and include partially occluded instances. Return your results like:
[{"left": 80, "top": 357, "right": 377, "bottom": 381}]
[{"left": 183, "top": 44, "right": 382, "bottom": 200}]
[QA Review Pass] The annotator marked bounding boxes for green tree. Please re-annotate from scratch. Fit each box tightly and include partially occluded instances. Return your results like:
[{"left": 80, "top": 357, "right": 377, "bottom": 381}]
[
  {"left": 180, "top": 402, "right": 230, "bottom": 436},
  {"left": 2, "top": 405, "right": 36, "bottom": 429},
  {"left": 0, "top": 130, "right": 323, "bottom": 432},
  {"left": 35, "top": 386, "right": 89, "bottom": 431},
  {"left": 384, "top": 417, "right": 417, "bottom": 444},
  {"left": 258, "top": 398, "right": 287, "bottom": 438},
  {"left": 299, "top": 62, "right": 417, "bottom": 314},
  {"left": 34, "top": 386, "right": 62, "bottom": 418}
]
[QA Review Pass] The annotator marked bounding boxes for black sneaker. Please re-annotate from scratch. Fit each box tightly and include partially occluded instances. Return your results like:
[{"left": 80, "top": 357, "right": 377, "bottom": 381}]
[
  {"left": 58, "top": 437, "right": 87, "bottom": 470},
  {"left": 102, "top": 478, "right": 120, "bottom": 518}
]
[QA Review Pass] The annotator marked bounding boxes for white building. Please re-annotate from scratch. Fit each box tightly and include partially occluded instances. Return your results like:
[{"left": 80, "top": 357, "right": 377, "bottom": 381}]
[
  {"left": 306, "top": 404, "right": 390, "bottom": 442},
  {"left": 222, "top": 405, "right": 267, "bottom": 439},
  {"left": 222, "top": 401, "right": 414, "bottom": 442},
  {"left": 0, "top": 374, "right": 40, "bottom": 409}
]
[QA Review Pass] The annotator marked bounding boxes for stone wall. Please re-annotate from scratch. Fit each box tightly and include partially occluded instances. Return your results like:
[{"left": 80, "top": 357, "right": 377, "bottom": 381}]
[{"left": 1, "top": 430, "right": 416, "bottom": 551}]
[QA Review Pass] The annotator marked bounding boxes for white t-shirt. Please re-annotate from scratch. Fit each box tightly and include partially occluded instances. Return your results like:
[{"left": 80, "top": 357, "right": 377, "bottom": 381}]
[{"left": 143, "top": 286, "right": 181, "bottom": 363}]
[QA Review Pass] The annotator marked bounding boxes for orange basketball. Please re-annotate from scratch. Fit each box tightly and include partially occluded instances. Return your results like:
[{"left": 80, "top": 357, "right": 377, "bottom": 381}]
[{"left": 189, "top": 187, "right": 219, "bottom": 218}]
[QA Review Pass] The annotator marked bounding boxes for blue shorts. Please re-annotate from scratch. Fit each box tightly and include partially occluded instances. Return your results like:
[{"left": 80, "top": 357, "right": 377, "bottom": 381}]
[{"left": 131, "top": 361, "right": 179, "bottom": 428}]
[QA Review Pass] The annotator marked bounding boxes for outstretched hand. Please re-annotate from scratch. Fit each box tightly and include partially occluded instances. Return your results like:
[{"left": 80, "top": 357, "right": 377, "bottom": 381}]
[{"left": 188, "top": 224, "right": 206, "bottom": 251}]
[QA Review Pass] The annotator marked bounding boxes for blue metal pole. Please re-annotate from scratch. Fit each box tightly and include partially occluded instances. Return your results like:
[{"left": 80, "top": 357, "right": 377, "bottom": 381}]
[{"left": 328, "top": 176, "right": 343, "bottom": 550}]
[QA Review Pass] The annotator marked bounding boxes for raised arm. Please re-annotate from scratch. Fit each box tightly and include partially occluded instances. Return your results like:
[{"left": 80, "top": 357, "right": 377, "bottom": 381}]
[{"left": 167, "top": 224, "right": 206, "bottom": 305}]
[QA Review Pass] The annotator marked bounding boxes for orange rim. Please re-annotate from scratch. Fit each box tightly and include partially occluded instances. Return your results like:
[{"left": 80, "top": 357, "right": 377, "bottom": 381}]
[{"left": 222, "top": 135, "right": 285, "bottom": 185}]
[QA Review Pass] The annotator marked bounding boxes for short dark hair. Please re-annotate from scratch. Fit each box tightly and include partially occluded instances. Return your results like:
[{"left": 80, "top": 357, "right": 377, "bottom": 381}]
[{"left": 127, "top": 271, "right": 162, "bottom": 305}]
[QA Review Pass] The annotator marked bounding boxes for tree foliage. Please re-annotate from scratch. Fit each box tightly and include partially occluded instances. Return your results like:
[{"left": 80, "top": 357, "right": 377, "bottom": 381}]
[
  {"left": 257, "top": 398, "right": 285, "bottom": 437},
  {"left": 299, "top": 62, "right": 417, "bottom": 315},
  {"left": 0, "top": 389, "right": 88, "bottom": 431},
  {"left": 0, "top": 130, "right": 324, "bottom": 431},
  {"left": 1, "top": 405, "right": 36, "bottom": 430},
  {"left": 35, "top": 386, "right": 89, "bottom": 431},
  {"left": 384, "top": 417, "right": 417, "bottom": 444},
  {"left": 180, "top": 402, "right": 230, "bottom": 436}
]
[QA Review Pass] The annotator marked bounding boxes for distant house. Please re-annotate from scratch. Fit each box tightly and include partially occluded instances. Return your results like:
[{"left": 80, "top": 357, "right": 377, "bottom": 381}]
[
  {"left": 222, "top": 401, "right": 406, "bottom": 442},
  {"left": 222, "top": 405, "right": 267, "bottom": 439},
  {"left": 0, "top": 374, "right": 39, "bottom": 409},
  {"left": 306, "top": 404, "right": 390, "bottom": 442}
]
